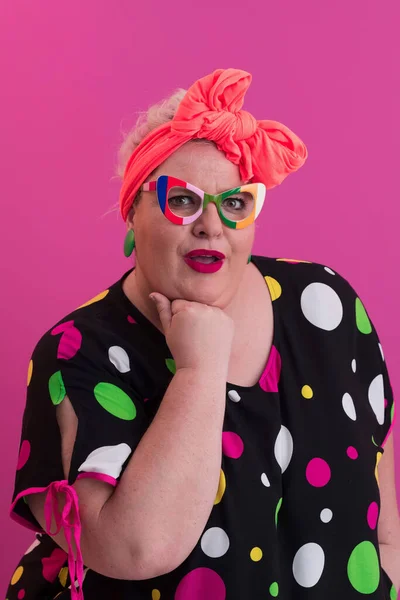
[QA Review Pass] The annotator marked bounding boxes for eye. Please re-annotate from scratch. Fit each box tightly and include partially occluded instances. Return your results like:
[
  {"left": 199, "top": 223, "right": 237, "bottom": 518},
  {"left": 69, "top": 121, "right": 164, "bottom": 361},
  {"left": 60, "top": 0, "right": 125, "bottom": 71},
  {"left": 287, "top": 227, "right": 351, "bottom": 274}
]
[
  {"left": 169, "top": 195, "right": 195, "bottom": 206},
  {"left": 222, "top": 196, "right": 246, "bottom": 210}
]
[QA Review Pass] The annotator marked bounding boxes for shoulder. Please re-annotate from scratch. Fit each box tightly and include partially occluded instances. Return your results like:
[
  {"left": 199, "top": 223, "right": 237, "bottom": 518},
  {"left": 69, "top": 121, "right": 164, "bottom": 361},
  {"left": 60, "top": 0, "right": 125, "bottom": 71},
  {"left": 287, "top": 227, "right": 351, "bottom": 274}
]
[
  {"left": 252, "top": 254, "right": 357, "bottom": 295},
  {"left": 252, "top": 254, "right": 368, "bottom": 328},
  {"left": 31, "top": 279, "right": 125, "bottom": 366}
]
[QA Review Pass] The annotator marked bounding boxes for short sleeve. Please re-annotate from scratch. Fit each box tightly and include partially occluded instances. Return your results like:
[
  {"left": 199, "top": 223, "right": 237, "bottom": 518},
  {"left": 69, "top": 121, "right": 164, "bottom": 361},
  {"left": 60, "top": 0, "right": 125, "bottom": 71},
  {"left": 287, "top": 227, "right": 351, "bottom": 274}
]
[
  {"left": 343, "top": 276, "right": 396, "bottom": 449},
  {"left": 10, "top": 315, "right": 150, "bottom": 532}
]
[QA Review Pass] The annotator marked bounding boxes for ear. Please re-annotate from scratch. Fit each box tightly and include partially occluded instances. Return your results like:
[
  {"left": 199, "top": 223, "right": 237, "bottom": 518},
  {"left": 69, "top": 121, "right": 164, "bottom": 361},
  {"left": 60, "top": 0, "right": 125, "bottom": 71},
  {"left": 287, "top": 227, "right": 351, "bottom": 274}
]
[{"left": 126, "top": 205, "right": 135, "bottom": 230}]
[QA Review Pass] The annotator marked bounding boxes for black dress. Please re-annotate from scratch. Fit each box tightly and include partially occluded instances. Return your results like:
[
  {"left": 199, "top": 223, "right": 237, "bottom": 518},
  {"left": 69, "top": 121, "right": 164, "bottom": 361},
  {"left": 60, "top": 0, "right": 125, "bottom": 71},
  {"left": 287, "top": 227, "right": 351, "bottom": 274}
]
[{"left": 8, "top": 255, "right": 397, "bottom": 599}]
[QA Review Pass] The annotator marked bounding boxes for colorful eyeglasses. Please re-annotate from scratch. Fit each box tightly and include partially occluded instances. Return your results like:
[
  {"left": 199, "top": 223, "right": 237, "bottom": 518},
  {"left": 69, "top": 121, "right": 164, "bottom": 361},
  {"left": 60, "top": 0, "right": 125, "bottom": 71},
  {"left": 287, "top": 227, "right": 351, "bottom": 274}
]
[{"left": 141, "top": 175, "right": 266, "bottom": 229}]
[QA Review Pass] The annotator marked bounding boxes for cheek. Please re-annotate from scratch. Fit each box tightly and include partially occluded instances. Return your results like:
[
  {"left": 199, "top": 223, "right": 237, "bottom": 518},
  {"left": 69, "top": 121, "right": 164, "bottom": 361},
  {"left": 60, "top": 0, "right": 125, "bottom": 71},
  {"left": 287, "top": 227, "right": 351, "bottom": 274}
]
[
  {"left": 230, "top": 227, "right": 255, "bottom": 253},
  {"left": 137, "top": 220, "right": 184, "bottom": 257}
]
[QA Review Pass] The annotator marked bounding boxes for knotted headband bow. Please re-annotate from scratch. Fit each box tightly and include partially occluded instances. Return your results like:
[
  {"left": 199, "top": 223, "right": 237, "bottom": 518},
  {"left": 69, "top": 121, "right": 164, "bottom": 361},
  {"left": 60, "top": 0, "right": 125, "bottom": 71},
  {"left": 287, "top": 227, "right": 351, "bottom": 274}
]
[{"left": 119, "top": 68, "right": 308, "bottom": 221}]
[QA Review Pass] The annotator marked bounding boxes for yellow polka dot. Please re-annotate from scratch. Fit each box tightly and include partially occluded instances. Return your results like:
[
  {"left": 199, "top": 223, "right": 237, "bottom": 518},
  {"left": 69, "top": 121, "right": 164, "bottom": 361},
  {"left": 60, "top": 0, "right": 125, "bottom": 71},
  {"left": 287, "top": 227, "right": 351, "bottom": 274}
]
[
  {"left": 77, "top": 289, "right": 109, "bottom": 309},
  {"left": 276, "top": 258, "right": 312, "bottom": 263},
  {"left": 301, "top": 385, "right": 313, "bottom": 399},
  {"left": 250, "top": 547, "right": 263, "bottom": 561},
  {"left": 152, "top": 590, "right": 161, "bottom": 600},
  {"left": 11, "top": 566, "right": 23, "bottom": 585},
  {"left": 27, "top": 360, "right": 33, "bottom": 386},
  {"left": 375, "top": 451, "right": 383, "bottom": 486},
  {"left": 58, "top": 566, "right": 68, "bottom": 587},
  {"left": 214, "top": 469, "right": 226, "bottom": 505},
  {"left": 265, "top": 276, "right": 282, "bottom": 301}
]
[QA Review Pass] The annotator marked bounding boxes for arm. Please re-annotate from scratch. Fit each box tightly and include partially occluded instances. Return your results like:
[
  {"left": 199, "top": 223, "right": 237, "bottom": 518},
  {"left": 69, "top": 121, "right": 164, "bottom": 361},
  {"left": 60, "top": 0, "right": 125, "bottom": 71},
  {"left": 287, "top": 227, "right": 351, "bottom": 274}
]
[
  {"left": 28, "top": 366, "right": 227, "bottom": 580},
  {"left": 378, "top": 434, "right": 400, "bottom": 591}
]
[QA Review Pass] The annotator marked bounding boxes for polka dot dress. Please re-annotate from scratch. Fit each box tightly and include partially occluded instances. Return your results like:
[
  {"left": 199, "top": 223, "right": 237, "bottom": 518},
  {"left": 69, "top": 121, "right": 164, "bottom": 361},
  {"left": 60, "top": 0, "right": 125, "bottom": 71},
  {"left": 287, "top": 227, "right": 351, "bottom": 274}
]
[{"left": 8, "top": 256, "right": 397, "bottom": 599}]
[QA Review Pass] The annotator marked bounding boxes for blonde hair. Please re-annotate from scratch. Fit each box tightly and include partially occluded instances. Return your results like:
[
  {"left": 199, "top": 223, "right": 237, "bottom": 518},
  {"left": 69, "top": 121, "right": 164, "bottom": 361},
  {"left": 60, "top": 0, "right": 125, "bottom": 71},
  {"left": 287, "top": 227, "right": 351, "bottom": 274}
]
[
  {"left": 107, "top": 87, "right": 214, "bottom": 219},
  {"left": 116, "top": 88, "right": 187, "bottom": 180}
]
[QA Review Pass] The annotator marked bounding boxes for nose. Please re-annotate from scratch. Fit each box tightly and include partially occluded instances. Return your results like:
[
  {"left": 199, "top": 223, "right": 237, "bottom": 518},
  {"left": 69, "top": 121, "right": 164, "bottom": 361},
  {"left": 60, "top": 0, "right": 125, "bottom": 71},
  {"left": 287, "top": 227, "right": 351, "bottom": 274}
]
[{"left": 192, "top": 201, "right": 223, "bottom": 239}]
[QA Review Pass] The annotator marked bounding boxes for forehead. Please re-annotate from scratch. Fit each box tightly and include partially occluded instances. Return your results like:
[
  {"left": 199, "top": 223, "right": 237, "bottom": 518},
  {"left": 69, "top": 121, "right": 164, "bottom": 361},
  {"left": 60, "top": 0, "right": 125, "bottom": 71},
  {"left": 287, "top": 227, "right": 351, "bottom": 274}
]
[{"left": 149, "top": 141, "right": 245, "bottom": 194}]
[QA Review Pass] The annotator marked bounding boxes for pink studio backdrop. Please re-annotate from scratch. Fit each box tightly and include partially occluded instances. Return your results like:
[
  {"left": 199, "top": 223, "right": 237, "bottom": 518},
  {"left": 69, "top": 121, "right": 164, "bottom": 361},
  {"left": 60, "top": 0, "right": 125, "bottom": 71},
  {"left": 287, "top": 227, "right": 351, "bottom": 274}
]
[{"left": 1, "top": 0, "right": 399, "bottom": 591}]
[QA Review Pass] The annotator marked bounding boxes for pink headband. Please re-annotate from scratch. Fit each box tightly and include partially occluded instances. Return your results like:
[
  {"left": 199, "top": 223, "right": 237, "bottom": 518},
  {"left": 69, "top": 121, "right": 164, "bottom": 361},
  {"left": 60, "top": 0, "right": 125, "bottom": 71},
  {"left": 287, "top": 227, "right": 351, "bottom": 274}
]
[{"left": 119, "top": 68, "right": 308, "bottom": 221}]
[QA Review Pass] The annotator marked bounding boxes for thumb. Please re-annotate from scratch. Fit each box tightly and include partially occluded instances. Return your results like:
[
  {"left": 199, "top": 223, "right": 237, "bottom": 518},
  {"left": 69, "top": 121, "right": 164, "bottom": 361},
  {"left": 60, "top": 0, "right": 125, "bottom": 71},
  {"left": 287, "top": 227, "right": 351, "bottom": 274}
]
[{"left": 149, "top": 292, "right": 172, "bottom": 334}]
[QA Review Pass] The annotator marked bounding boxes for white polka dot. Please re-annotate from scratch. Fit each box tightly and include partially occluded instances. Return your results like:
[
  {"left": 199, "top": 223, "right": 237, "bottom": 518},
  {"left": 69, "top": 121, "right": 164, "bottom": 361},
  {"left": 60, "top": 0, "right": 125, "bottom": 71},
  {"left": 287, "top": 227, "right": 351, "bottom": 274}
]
[
  {"left": 274, "top": 426, "right": 293, "bottom": 473},
  {"left": 261, "top": 473, "right": 271, "bottom": 487},
  {"left": 324, "top": 267, "right": 336, "bottom": 275},
  {"left": 301, "top": 283, "right": 343, "bottom": 331},
  {"left": 228, "top": 390, "right": 241, "bottom": 403},
  {"left": 320, "top": 508, "right": 333, "bottom": 523},
  {"left": 368, "top": 374, "right": 385, "bottom": 425},
  {"left": 200, "top": 527, "right": 230, "bottom": 558},
  {"left": 378, "top": 343, "right": 385, "bottom": 361},
  {"left": 108, "top": 346, "right": 130, "bottom": 373},
  {"left": 351, "top": 359, "right": 357, "bottom": 373},
  {"left": 342, "top": 393, "right": 357, "bottom": 421},
  {"left": 78, "top": 443, "right": 132, "bottom": 479},
  {"left": 24, "top": 537, "right": 41, "bottom": 554},
  {"left": 293, "top": 543, "right": 325, "bottom": 588}
]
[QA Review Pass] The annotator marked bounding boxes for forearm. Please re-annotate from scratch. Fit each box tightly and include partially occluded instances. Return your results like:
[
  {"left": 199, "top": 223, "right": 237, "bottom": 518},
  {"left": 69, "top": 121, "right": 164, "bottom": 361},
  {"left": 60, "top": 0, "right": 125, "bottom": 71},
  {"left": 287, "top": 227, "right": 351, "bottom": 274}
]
[
  {"left": 380, "top": 543, "right": 400, "bottom": 592},
  {"left": 100, "top": 366, "right": 227, "bottom": 572}
]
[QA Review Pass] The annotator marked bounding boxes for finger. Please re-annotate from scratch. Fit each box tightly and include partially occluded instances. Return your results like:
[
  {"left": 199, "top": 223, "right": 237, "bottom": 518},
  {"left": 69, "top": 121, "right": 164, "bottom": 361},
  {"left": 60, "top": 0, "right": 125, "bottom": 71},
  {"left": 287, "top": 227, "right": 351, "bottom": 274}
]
[
  {"left": 170, "top": 299, "right": 191, "bottom": 315},
  {"left": 149, "top": 293, "right": 172, "bottom": 333}
]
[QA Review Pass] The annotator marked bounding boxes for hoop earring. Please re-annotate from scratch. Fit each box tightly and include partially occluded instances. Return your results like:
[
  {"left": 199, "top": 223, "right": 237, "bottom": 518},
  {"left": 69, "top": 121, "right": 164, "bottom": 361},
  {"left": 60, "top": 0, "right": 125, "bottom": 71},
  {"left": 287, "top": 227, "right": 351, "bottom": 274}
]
[{"left": 124, "top": 229, "right": 135, "bottom": 257}]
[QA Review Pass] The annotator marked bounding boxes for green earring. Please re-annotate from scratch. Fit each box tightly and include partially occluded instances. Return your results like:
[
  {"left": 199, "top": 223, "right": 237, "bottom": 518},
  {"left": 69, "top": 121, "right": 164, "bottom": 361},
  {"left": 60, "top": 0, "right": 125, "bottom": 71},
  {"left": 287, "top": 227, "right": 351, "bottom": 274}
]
[{"left": 124, "top": 229, "right": 135, "bottom": 257}]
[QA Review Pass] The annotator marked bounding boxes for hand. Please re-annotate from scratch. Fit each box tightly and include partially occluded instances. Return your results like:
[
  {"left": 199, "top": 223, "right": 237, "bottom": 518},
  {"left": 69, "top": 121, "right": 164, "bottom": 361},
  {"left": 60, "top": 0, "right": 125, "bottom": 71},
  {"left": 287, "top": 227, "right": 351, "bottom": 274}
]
[{"left": 150, "top": 293, "right": 235, "bottom": 374}]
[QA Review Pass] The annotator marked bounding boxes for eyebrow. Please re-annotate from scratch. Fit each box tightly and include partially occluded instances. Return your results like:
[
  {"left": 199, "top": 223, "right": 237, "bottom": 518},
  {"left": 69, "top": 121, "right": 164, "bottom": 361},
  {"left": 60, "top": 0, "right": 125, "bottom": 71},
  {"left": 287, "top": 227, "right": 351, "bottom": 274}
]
[{"left": 183, "top": 182, "right": 244, "bottom": 195}]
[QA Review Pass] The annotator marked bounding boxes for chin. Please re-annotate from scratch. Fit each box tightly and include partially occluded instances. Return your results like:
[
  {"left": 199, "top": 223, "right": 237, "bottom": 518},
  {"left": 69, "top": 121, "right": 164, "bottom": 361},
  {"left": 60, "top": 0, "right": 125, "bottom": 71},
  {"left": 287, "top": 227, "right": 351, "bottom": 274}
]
[{"left": 179, "top": 282, "right": 231, "bottom": 307}]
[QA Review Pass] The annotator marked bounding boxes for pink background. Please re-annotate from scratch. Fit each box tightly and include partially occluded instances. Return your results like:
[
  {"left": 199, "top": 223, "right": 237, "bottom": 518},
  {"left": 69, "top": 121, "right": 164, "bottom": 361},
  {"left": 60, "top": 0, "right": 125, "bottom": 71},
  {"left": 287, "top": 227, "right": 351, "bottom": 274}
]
[{"left": 1, "top": 0, "right": 399, "bottom": 591}]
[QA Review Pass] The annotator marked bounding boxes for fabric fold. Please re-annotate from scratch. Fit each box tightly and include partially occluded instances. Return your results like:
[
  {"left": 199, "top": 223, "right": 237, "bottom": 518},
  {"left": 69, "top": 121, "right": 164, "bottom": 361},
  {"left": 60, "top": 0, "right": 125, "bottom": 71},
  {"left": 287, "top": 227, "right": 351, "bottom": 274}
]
[
  {"left": 44, "top": 480, "right": 84, "bottom": 600},
  {"left": 119, "top": 67, "right": 308, "bottom": 221}
]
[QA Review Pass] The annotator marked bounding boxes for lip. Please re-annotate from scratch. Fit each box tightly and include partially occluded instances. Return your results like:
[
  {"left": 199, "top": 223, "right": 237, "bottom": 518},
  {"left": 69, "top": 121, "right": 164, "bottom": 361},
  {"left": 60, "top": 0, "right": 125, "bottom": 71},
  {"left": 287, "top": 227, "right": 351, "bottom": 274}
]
[
  {"left": 185, "top": 249, "right": 226, "bottom": 259},
  {"left": 183, "top": 249, "right": 225, "bottom": 274},
  {"left": 184, "top": 257, "right": 224, "bottom": 273}
]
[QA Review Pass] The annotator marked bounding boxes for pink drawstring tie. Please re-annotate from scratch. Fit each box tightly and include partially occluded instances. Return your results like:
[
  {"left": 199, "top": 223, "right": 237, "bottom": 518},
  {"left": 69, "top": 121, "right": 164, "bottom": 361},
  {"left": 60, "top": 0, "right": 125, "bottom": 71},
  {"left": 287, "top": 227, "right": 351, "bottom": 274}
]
[{"left": 44, "top": 480, "right": 84, "bottom": 599}]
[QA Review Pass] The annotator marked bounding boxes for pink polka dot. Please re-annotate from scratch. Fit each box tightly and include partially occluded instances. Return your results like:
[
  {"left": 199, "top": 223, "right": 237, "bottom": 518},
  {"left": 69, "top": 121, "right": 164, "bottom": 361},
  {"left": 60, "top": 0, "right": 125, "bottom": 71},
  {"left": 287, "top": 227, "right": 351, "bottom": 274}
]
[
  {"left": 51, "top": 320, "right": 82, "bottom": 360},
  {"left": 17, "top": 590, "right": 25, "bottom": 599},
  {"left": 127, "top": 315, "right": 136, "bottom": 324},
  {"left": 222, "top": 432, "right": 244, "bottom": 459},
  {"left": 175, "top": 567, "right": 226, "bottom": 600},
  {"left": 367, "top": 501, "right": 379, "bottom": 529},
  {"left": 384, "top": 398, "right": 388, "bottom": 408},
  {"left": 42, "top": 548, "right": 68, "bottom": 582},
  {"left": 259, "top": 346, "right": 281, "bottom": 392},
  {"left": 347, "top": 446, "right": 358, "bottom": 459},
  {"left": 143, "top": 397, "right": 149, "bottom": 402},
  {"left": 306, "top": 458, "right": 331, "bottom": 487},
  {"left": 17, "top": 440, "right": 31, "bottom": 470}
]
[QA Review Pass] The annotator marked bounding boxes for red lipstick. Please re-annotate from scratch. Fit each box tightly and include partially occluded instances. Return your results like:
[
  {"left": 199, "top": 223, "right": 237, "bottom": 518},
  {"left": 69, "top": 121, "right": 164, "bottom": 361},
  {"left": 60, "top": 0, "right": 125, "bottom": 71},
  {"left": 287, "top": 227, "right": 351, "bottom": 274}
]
[{"left": 184, "top": 249, "right": 225, "bottom": 273}]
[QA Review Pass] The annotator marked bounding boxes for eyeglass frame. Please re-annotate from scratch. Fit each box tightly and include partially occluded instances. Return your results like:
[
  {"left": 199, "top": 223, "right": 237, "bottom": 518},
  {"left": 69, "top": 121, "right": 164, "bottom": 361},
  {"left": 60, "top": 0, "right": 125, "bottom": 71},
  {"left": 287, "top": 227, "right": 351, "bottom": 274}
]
[{"left": 140, "top": 175, "right": 266, "bottom": 229}]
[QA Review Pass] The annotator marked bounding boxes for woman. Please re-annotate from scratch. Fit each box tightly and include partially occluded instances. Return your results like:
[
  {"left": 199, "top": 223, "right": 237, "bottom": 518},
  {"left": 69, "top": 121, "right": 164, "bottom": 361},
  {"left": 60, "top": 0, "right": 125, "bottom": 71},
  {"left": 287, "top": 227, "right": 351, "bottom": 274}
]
[{"left": 7, "top": 68, "right": 399, "bottom": 599}]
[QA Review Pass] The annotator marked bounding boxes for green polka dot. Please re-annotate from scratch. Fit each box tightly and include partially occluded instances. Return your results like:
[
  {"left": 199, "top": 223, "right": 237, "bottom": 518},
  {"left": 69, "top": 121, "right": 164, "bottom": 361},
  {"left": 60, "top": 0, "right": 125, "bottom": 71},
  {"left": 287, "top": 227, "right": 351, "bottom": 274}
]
[
  {"left": 347, "top": 541, "right": 380, "bottom": 593},
  {"left": 269, "top": 582, "right": 279, "bottom": 597},
  {"left": 372, "top": 435, "right": 379, "bottom": 446},
  {"left": 390, "top": 584, "right": 398, "bottom": 600},
  {"left": 166, "top": 358, "right": 176, "bottom": 375},
  {"left": 275, "top": 497, "right": 282, "bottom": 526},
  {"left": 48, "top": 371, "right": 66, "bottom": 405},
  {"left": 391, "top": 402, "right": 395, "bottom": 423},
  {"left": 355, "top": 298, "right": 372, "bottom": 334},
  {"left": 94, "top": 382, "right": 136, "bottom": 420}
]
